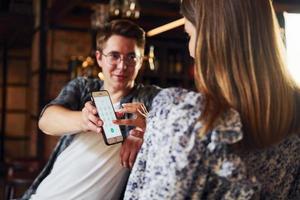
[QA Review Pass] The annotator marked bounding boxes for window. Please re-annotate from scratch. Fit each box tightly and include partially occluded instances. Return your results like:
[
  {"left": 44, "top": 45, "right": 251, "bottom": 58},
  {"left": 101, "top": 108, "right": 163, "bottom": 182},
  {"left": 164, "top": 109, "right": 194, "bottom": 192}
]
[{"left": 284, "top": 13, "right": 300, "bottom": 85}]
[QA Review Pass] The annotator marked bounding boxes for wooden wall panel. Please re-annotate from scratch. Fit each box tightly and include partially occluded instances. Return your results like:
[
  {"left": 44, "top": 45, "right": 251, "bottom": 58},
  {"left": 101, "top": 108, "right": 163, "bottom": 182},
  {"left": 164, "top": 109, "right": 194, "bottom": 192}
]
[
  {"left": 44, "top": 135, "right": 59, "bottom": 159},
  {"left": 6, "top": 87, "right": 27, "bottom": 110},
  {"left": 5, "top": 140, "right": 28, "bottom": 158},
  {"left": 3, "top": 47, "right": 31, "bottom": 160},
  {"left": 31, "top": 32, "right": 40, "bottom": 72},
  {"left": 0, "top": 93, "right": 2, "bottom": 110},
  {"left": 8, "top": 48, "right": 31, "bottom": 58},
  {"left": 0, "top": 56, "right": 3, "bottom": 110},
  {"left": 27, "top": 29, "right": 40, "bottom": 159},
  {"left": 5, "top": 113, "right": 26, "bottom": 136},
  {"left": 28, "top": 118, "right": 38, "bottom": 156},
  {"left": 7, "top": 60, "right": 29, "bottom": 84},
  {"left": 49, "top": 30, "right": 91, "bottom": 71},
  {"left": 0, "top": 50, "right": 3, "bottom": 80},
  {"left": 29, "top": 74, "right": 40, "bottom": 117},
  {"left": 47, "top": 73, "right": 70, "bottom": 100}
]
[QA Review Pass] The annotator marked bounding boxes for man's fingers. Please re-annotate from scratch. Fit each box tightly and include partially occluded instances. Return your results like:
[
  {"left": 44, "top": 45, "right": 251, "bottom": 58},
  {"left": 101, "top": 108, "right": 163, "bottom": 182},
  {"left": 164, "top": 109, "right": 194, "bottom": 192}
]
[
  {"left": 85, "top": 101, "right": 97, "bottom": 114},
  {"left": 88, "top": 113, "right": 100, "bottom": 124},
  {"left": 82, "top": 102, "right": 103, "bottom": 133},
  {"left": 87, "top": 121, "right": 101, "bottom": 133}
]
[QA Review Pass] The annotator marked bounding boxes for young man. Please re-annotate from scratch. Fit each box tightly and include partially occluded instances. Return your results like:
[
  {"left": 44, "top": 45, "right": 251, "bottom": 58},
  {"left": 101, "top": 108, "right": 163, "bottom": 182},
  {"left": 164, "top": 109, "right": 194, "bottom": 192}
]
[{"left": 22, "top": 19, "right": 160, "bottom": 200}]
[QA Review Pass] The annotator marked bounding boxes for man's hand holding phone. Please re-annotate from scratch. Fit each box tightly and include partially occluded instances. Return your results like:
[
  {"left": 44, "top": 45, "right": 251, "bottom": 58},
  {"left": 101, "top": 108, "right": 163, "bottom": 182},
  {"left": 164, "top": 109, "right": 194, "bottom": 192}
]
[
  {"left": 81, "top": 101, "right": 103, "bottom": 134},
  {"left": 89, "top": 90, "right": 148, "bottom": 168},
  {"left": 91, "top": 91, "right": 124, "bottom": 145}
]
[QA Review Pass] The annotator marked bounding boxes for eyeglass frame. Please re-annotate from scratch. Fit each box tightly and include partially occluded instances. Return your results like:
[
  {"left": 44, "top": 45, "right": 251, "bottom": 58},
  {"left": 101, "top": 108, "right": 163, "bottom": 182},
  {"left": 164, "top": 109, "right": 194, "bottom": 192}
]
[{"left": 100, "top": 50, "right": 142, "bottom": 67}]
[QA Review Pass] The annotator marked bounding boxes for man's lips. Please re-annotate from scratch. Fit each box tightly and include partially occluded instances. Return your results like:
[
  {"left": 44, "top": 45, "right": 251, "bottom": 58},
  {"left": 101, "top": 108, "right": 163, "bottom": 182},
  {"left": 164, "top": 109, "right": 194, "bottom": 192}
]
[{"left": 114, "top": 74, "right": 127, "bottom": 79}]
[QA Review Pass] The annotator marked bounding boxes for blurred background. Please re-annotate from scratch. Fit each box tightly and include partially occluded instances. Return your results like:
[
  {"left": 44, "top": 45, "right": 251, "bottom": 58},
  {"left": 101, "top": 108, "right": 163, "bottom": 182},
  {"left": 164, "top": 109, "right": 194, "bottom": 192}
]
[{"left": 0, "top": 0, "right": 300, "bottom": 199}]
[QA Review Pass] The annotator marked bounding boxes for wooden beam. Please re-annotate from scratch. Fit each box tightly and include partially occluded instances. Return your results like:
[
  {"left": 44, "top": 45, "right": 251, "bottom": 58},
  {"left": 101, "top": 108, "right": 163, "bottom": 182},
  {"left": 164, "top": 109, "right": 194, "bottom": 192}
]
[
  {"left": 0, "top": 43, "right": 8, "bottom": 165},
  {"left": 0, "top": 13, "right": 33, "bottom": 47},
  {"left": 49, "top": 15, "right": 91, "bottom": 30},
  {"left": 0, "top": 0, "right": 10, "bottom": 11},
  {"left": 274, "top": 3, "right": 300, "bottom": 13},
  {"left": 48, "top": 0, "right": 83, "bottom": 25},
  {"left": 0, "top": 13, "right": 33, "bottom": 30},
  {"left": 38, "top": 0, "right": 48, "bottom": 159}
]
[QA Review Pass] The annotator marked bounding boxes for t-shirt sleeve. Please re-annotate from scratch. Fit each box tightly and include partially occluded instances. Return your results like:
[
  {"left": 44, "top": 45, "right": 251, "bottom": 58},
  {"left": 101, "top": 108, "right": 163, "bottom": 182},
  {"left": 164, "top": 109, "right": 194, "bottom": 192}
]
[
  {"left": 132, "top": 84, "right": 162, "bottom": 112},
  {"left": 39, "top": 77, "right": 86, "bottom": 118}
]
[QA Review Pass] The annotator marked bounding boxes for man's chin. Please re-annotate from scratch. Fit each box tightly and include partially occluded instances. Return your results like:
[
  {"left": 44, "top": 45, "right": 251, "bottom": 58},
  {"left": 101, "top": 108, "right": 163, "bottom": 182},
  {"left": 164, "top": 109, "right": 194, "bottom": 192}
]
[
  {"left": 114, "top": 76, "right": 127, "bottom": 82},
  {"left": 113, "top": 82, "right": 132, "bottom": 90}
]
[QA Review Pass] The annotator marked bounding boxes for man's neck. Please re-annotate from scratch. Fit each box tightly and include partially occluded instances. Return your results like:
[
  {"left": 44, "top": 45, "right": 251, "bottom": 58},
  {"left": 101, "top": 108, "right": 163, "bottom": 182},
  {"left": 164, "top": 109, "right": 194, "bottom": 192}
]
[{"left": 103, "top": 83, "right": 135, "bottom": 104}]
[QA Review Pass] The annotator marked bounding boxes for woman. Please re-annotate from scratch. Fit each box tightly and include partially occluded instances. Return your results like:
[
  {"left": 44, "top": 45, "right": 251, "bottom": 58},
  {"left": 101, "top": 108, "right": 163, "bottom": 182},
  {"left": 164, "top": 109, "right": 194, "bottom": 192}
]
[{"left": 124, "top": 0, "right": 300, "bottom": 199}]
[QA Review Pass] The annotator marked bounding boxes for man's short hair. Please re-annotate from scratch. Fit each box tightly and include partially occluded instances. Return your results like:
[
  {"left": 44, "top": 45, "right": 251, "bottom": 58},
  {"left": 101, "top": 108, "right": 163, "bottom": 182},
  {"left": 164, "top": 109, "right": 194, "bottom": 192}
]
[{"left": 96, "top": 19, "right": 145, "bottom": 51}]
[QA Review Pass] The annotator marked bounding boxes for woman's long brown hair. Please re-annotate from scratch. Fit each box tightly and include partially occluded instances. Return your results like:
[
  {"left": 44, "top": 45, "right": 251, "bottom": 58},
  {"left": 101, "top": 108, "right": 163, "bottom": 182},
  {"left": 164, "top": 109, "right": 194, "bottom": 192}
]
[{"left": 181, "top": 0, "right": 300, "bottom": 148}]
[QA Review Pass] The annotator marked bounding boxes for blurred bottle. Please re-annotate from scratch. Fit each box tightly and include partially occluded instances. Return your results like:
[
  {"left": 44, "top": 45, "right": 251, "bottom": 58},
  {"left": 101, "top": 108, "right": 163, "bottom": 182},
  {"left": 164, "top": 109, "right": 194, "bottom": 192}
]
[
  {"left": 189, "top": 64, "right": 195, "bottom": 79},
  {"left": 174, "top": 53, "right": 182, "bottom": 74},
  {"left": 68, "top": 56, "right": 83, "bottom": 79},
  {"left": 148, "top": 45, "right": 157, "bottom": 71},
  {"left": 168, "top": 54, "right": 175, "bottom": 74}
]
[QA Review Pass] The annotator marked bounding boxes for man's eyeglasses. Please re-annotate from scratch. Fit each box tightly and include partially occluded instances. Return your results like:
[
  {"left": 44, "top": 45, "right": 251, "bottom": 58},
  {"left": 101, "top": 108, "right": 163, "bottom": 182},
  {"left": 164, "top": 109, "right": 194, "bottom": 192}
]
[{"left": 101, "top": 51, "right": 141, "bottom": 67}]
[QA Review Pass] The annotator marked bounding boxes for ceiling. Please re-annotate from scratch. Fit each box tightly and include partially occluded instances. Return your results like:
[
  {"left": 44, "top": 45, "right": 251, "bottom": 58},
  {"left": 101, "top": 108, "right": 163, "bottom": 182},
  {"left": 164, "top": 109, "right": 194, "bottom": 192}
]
[
  {"left": 48, "top": 0, "right": 181, "bottom": 31},
  {"left": 1, "top": 0, "right": 300, "bottom": 48}
]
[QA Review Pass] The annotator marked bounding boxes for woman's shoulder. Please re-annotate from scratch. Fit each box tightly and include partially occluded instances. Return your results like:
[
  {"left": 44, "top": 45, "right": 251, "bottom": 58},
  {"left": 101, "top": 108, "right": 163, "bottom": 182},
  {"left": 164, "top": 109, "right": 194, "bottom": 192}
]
[
  {"left": 154, "top": 87, "right": 203, "bottom": 104},
  {"left": 150, "top": 87, "right": 243, "bottom": 144},
  {"left": 143, "top": 88, "right": 259, "bottom": 199},
  {"left": 150, "top": 88, "right": 204, "bottom": 116},
  {"left": 148, "top": 88, "right": 204, "bottom": 136},
  {"left": 146, "top": 88, "right": 245, "bottom": 168}
]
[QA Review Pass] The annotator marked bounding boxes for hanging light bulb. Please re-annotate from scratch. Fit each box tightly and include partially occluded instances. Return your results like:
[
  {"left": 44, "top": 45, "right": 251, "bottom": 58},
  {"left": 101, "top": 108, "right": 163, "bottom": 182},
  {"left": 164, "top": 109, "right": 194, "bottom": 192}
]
[
  {"left": 109, "top": 0, "right": 122, "bottom": 17},
  {"left": 91, "top": 4, "right": 109, "bottom": 29},
  {"left": 122, "top": 0, "right": 140, "bottom": 19}
]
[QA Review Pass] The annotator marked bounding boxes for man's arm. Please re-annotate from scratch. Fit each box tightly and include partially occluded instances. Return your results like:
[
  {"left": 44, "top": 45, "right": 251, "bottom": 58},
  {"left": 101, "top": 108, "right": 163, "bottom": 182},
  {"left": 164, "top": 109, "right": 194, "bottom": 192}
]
[{"left": 39, "top": 102, "right": 103, "bottom": 136}]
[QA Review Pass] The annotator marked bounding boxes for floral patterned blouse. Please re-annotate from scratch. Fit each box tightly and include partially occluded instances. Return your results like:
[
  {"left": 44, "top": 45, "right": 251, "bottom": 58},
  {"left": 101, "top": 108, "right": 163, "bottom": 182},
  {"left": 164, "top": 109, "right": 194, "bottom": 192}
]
[{"left": 124, "top": 88, "right": 300, "bottom": 200}]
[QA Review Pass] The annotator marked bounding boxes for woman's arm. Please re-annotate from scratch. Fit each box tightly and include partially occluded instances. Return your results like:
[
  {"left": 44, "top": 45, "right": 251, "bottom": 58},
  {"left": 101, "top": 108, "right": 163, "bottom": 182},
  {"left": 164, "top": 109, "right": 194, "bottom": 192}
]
[{"left": 113, "top": 102, "right": 148, "bottom": 168}]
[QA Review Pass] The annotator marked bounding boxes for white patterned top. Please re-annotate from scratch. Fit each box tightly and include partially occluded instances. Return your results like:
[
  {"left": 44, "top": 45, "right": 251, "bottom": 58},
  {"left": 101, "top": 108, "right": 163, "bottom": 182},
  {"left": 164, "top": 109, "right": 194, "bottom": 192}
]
[{"left": 124, "top": 88, "right": 261, "bottom": 200}]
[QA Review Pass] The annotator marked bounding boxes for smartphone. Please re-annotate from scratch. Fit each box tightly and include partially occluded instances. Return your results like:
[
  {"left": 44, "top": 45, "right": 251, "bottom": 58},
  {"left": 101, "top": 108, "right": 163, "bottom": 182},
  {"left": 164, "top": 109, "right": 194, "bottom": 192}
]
[{"left": 91, "top": 90, "right": 124, "bottom": 145}]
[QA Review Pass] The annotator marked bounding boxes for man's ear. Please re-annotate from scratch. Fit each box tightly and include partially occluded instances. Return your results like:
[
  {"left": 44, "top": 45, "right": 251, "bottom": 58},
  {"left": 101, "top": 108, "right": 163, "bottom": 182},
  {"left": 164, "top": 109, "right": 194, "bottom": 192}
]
[
  {"left": 95, "top": 50, "right": 102, "bottom": 60},
  {"left": 137, "top": 54, "right": 144, "bottom": 69},
  {"left": 95, "top": 50, "right": 103, "bottom": 68}
]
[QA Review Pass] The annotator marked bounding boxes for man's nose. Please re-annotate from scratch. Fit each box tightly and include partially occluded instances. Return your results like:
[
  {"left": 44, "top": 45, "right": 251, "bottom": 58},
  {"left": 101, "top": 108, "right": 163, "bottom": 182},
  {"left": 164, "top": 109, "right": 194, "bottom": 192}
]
[{"left": 117, "top": 58, "right": 127, "bottom": 70}]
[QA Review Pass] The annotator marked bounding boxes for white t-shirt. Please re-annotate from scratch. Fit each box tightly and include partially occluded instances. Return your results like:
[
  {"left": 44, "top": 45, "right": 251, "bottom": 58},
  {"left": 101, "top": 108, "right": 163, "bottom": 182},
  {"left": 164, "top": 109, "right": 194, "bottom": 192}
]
[{"left": 31, "top": 103, "right": 129, "bottom": 200}]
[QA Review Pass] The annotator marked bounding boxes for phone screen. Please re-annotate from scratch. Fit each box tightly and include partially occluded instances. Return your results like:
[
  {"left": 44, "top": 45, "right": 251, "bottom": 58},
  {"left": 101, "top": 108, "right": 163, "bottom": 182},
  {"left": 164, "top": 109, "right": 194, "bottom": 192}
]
[{"left": 92, "top": 91, "right": 123, "bottom": 145}]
